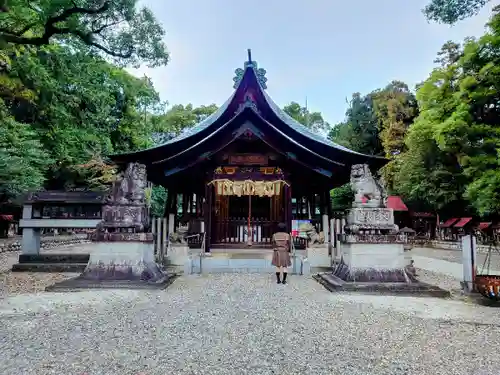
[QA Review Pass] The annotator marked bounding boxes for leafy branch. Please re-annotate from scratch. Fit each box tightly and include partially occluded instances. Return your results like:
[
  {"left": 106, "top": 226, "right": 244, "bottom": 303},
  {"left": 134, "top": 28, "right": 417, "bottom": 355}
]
[{"left": 0, "top": 0, "right": 169, "bottom": 67}]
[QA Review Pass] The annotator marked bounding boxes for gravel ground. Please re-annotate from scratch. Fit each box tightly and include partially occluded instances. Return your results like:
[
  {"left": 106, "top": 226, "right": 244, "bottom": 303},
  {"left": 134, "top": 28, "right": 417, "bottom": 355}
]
[
  {"left": 0, "top": 272, "right": 79, "bottom": 299},
  {"left": 0, "top": 274, "right": 499, "bottom": 375},
  {"left": 0, "top": 245, "right": 91, "bottom": 299},
  {"left": 415, "top": 267, "right": 462, "bottom": 293},
  {"left": 412, "top": 246, "right": 500, "bottom": 273}
]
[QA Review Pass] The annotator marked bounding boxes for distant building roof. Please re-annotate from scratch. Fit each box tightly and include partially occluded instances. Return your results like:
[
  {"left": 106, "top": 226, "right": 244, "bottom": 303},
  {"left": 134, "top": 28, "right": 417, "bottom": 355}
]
[{"left": 387, "top": 196, "right": 408, "bottom": 211}]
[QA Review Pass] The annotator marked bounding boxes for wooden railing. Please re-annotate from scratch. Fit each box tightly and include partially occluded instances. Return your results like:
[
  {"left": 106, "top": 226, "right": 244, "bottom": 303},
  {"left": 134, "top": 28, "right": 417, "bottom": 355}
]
[
  {"left": 214, "top": 218, "right": 276, "bottom": 246},
  {"left": 187, "top": 233, "right": 204, "bottom": 249},
  {"left": 209, "top": 218, "right": 309, "bottom": 250},
  {"left": 292, "top": 237, "right": 307, "bottom": 250}
]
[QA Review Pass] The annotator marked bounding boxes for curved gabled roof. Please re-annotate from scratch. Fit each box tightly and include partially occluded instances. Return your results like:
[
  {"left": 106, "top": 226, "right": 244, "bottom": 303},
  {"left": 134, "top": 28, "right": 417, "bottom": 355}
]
[
  {"left": 160, "top": 92, "right": 235, "bottom": 145},
  {"left": 261, "top": 90, "right": 377, "bottom": 157},
  {"left": 110, "top": 50, "right": 387, "bottom": 169}
]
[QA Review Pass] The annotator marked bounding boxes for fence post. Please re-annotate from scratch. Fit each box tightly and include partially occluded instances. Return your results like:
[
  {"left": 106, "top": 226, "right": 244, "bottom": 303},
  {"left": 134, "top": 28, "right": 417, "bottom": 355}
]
[
  {"left": 156, "top": 217, "right": 161, "bottom": 258},
  {"left": 162, "top": 217, "right": 168, "bottom": 256},
  {"left": 329, "top": 218, "right": 335, "bottom": 258},
  {"left": 461, "top": 234, "right": 477, "bottom": 292},
  {"left": 151, "top": 217, "right": 157, "bottom": 254}
]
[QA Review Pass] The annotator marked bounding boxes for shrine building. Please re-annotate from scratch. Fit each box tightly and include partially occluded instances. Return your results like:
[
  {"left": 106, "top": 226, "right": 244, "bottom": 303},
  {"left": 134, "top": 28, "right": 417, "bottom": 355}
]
[{"left": 110, "top": 50, "right": 386, "bottom": 252}]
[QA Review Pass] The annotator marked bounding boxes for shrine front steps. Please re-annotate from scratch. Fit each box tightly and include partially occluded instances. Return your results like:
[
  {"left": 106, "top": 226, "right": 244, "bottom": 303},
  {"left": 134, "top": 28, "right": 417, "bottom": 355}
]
[
  {"left": 183, "top": 248, "right": 313, "bottom": 275},
  {"left": 11, "top": 253, "right": 89, "bottom": 273}
]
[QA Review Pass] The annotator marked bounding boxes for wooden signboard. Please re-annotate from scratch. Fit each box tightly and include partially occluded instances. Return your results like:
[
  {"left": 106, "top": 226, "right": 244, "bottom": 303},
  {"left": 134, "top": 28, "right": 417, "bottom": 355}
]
[{"left": 228, "top": 154, "right": 268, "bottom": 166}]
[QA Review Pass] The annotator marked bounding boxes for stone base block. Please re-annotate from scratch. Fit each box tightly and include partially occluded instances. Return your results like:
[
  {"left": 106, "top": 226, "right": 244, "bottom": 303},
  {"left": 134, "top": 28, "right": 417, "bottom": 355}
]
[
  {"left": 342, "top": 242, "right": 406, "bottom": 268},
  {"left": 45, "top": 274, "right": 178, "bottom": 292},
  {"left": 314, "top": 273, "right": 450, "bottom": 298},
  {"left": 46, "top": 241, "right": 176, "bottom": 291},
  {"left": 336, "top": 242, "right": 411, "bottom": 282},
  {"left": 168, "top": 245, "right": 190, "bottom": 266},
  {"left": 80, "top": 242, "right": 166, "bottom": 282},
  {"left": 307, "top": 245, "right": 331, "bottom": 268}
]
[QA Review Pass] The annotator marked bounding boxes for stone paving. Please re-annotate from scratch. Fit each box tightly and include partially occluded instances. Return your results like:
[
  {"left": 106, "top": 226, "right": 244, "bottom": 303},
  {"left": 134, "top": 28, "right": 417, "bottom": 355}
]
[{"left": 412, "top": 247, "right": 500, "bottom": 276}]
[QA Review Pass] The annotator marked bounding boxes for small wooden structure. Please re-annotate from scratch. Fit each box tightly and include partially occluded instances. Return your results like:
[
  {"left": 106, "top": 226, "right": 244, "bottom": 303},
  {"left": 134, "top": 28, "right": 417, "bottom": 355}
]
[
  {"left": 410, "top": 212, "right": 436, "bottom": 239},
  {"left": 0, "top": 213, "right": 15, "bottom": 238},
  {"left": 19, "top": 191, "right": 105, "bottom": 255},
  {"left": 453, "top": 217, "right": 473, "bottom": 237},
  {"left": 438, "top": 217, "right": 460, "bottom": 240}
]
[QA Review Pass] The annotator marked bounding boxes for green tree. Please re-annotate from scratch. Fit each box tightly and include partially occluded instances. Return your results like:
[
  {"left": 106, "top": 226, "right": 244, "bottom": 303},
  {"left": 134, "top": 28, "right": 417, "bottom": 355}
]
[
  {"left": 371, "top": 81, "right": 418, "bottom": 159},
  {"left": 0, "top": 0, "right": 169, "bottom": 67},
  {"left": 147, "top": 103, "right": 218, "bottom": 213},
  {"left": 330, "top": 184, "right": 354, "bottom": 212},
  {"left": 395, "top": 11, "right": 500, "bottom": 216},
  {"left": 329, "top": 93, "right": 382, "bottom": 156},
  {"left": 151, "top": 103, "right": 218, "bottom": 141},
  {"left": 329, "top": 83, "right": 416, "bottom": 195},
  {"left": 150, "top": 185, "right": 167, "bottom": 217},
  {"left": 328, "top": 93, "right": 382, "bottom": 209},
  {"left": 0, "top": 102, "right": 52, "bottom": 205},
  {"left": 434, "top": 40, "right": 463, "bottom": 67},
  {"left": 423, "top": 0, "right": 491, "bottom": 24},
  {"left": 0, "top": 41, "right": 163, "bottom": 193},
  {"left": 370, "top": 81, "right": 418, "bottom": 192},
  {"left": 283, "top": 101, "right": 330, "bottom": 133}
]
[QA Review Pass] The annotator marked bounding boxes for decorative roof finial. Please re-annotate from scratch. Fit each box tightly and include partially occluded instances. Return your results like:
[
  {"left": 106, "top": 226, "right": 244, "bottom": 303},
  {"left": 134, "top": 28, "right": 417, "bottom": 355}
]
[{"left": 232, "top": 49, "right": 268, "bottom": 90}]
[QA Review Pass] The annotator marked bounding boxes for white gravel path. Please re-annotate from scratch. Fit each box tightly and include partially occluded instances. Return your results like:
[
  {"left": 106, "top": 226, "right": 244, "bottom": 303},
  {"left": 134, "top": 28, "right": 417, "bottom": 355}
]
[{"left": 1, "top": 274, "right": 499, "bottom": 375}]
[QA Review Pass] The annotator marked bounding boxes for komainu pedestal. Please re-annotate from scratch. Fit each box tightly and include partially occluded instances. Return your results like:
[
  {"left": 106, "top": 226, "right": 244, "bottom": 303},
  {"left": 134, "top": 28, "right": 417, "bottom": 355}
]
[
  {"left": 345, "top": 207, "right": 398, "bottom": 233},
  {"left": 47, "top": 163, "right": 175, "bottom": 291},
  {"left": 315, "top": 164, "right": 449, "bottom": 297}
]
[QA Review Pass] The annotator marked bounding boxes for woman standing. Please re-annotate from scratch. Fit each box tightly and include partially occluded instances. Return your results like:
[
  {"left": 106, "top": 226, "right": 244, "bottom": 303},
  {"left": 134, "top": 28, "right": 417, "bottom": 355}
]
[{"left": 271, "top": 222, "right": 292, "bottom": 284}]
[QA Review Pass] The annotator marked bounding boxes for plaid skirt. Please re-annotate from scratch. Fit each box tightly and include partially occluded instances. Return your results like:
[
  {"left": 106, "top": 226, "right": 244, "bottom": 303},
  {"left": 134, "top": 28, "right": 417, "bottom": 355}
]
[{"left": 271, "top": 249, "right": 292, "bottom": 267}]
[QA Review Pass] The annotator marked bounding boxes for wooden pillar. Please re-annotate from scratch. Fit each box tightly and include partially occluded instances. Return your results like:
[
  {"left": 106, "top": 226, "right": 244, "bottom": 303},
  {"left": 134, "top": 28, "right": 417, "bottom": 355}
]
[
  {"left": 181, "top": 193, "right": 188, "bottom": 216},
  {"left": 204, "top": 183, "right": 212, "bottom": 253},
  {"left": 166, "top": 190, "right": 177, "bottom": 234},
  {"left": 164, "top": 189, "right": 172, "bottom": 217},
  {"left": 285, "top": 184, "right": 292, "bottom": 233},
  {"left": 308, "top": 193, "right": 315, "bottom": 219},
  {"left": 197, "top": 193, "right": 203, "bottom": 217},
  {"left": 326, "top": 189, "right": 333, "bottom": 219},
  {"left": 321, "top": 190, "right": 330, "bottom": 243}
]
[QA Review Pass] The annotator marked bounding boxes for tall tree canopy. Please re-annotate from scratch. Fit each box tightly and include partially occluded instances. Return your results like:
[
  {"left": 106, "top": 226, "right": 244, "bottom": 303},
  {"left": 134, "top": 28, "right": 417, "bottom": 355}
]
[
  {"left": 329, "top": 82, "right": 417, "bottom": 193},
  {"left": 283, "top": 101, "right": 330, "bottom": 133},
  {"left": 423, "top": 0, "right": 491, "bottom": 24},
  {"left": 329, "top": 93, "right": 382, "bottom": 156},
  {"left": 0, "top": 0, "right": 173, "bottom": 209},
  {"left": 395, "top": 9, "right": 500, "bottom": 216},
  {"left": 1, "top": 43, "right": 163, "bottom": 194},
  {"left": 0, "top": 0, "right": 169, "bottom": 67}
]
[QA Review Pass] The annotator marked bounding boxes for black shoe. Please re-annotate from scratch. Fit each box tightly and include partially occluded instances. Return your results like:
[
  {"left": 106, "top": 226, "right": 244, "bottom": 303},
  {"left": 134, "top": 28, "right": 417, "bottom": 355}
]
[
  {"left": 276, "top": 272, "right": 281, "bottom": 284},
  {"left": 282, "top": 273, "right": 288, "bottom": 284}
]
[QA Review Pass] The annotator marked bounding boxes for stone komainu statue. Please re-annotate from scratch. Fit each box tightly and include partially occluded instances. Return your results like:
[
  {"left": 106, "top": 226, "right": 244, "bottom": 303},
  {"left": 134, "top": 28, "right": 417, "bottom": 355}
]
[
  {"left": 350, "top": 164, "right": 387, "bottom": 208},
  {"left": 105, "top": 162, "right": 147, "bottom": 206},
  {"left": 301, "top": 222, "right": 325, "bottom": 246},
  {"left": 99, "top": 162, "right": 148, "bottom": 233}
]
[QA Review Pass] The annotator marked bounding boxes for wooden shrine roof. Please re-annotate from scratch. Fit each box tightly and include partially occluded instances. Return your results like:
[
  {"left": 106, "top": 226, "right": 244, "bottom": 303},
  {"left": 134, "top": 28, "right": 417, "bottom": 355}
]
[{"left": 110, "top": 50, "right": 388, "bottom": 186}]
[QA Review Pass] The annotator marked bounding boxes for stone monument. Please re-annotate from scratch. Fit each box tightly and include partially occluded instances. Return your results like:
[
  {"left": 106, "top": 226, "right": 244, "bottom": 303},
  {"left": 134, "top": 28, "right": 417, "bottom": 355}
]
[
  {"left": 333, "top": 164, "right": 409, "bottom": 282},
  {"left": 47, "top": 163, "right": 175, "bottom": 291},
  {"left": 314, "top": 164, "right": 449, "bottom": 296}
]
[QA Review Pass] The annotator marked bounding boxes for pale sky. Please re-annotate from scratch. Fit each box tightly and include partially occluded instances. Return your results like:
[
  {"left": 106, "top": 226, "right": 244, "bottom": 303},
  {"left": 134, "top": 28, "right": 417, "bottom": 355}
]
[{"left": 130, "top": 0, "right": 495, "bottom": 125}]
